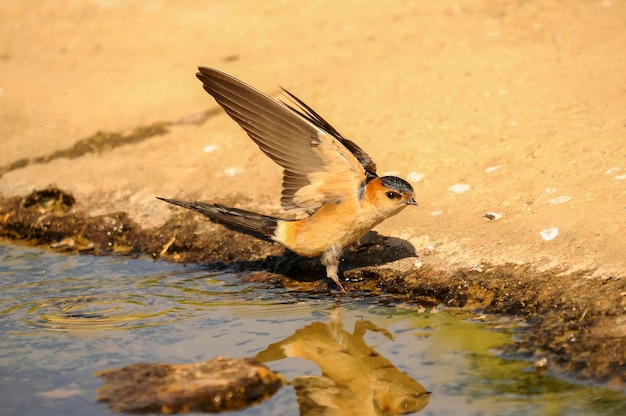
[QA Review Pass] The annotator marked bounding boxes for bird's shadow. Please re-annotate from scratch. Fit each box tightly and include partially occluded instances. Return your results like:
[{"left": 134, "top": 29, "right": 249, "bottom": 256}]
[{"left": 199, "top": 230, "right": 417, "bottom": 285}]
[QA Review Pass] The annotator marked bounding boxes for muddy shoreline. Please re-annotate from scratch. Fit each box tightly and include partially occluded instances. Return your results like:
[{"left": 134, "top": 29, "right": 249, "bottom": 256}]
[{"left": 1, "top": 186, "right": 623, "bottom": 386}]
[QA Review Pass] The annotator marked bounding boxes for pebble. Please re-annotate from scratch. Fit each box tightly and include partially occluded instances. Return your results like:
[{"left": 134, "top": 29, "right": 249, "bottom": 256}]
[
  {"left": 223, "top": 167, "right": 243, "bottom": 176},
  {"left": 483, "top": 212, "right": 503, "bottom": 221},
  {"left": 449, "top": 183, "right": 471, "bottom": 194},
  {"left": 407, "top": 172, "right": 424, "bottom": 182},
  {"left": 540, "top": 227, "right": 559, "bottom": 241},
  {"left": 548, "top": 195, "right": 572, "bottom": 205}
]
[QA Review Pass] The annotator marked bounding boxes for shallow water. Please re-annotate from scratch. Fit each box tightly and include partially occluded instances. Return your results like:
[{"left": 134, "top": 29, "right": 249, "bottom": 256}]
[{"left": 0, "top": 243, "right": 623, "bottom": 415}]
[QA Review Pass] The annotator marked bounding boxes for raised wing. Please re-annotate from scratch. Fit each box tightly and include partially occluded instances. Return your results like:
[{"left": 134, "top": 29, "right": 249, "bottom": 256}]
[
  {"left": 196, "top": 67, "right": 377, "bottom": 213},
  {"left": 280, "top": 88, "right": 377, "bottom": 174}
]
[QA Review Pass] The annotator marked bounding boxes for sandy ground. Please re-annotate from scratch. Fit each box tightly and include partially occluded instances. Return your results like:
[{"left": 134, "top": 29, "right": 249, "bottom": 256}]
[{"left": 0, "top": 1, "right": 624, "bottom": 384}]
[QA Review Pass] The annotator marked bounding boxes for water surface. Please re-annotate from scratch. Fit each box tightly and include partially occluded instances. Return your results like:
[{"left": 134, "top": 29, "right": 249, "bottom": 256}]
[{"left": 0, "top": 243, "right": 623, "bottom": 415}]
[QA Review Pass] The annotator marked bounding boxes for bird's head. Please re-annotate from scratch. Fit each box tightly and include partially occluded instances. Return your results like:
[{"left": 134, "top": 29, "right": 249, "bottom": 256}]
[{"left": 366, "top": 176, "right": 418, "bottom": 216}]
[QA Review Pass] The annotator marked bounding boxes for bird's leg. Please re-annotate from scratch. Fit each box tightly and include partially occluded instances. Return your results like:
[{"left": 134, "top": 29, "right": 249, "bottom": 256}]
[{"left": 321, "top": 243, "right": 346, "bottom": 292}]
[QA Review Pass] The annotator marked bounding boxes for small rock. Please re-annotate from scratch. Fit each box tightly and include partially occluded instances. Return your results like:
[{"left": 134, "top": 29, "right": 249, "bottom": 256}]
[
  {"left": 407, "top": 172, "right": 424, "bottom": 182},
  {"left": 96, "top": 357, "right": 285, "bottom": 413},
  {"left": 483, "top": 212, "right": 503, "bottom": 221},
  {"left": 548, "top": 195, "right": 571, "bottom": 205},
  {"left": 534, "top": 357, "right": 549, "bottom": 375},
  {"left": 540, "top": 227, "right": 559, "bottom": 241},
  {"left": 449, "top": 183, "right": 471, "bottom": 194}
]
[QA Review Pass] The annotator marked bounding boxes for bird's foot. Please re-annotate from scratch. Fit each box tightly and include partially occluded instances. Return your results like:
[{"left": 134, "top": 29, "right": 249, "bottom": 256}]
[{"left": 330, "top": 277, "right": 347, "bottom": 293}]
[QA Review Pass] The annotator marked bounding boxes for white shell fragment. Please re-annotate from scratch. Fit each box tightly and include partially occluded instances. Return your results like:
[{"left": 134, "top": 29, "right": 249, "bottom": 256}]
[
  {"left": 223, "top": 167, "right": 243, "bottom": 176},
  {"left": 605, "top": 167, "right": 621, "bottom": 175},
  {"left": 407, "top": 172, "right": 424, "bottom": 182},
  {"left": 483, "top": 211, "right": 503, "bottom": 221},
  {"left": 449, "top": 183, "right": 471, "bottom": 194},
  {"left": 203, "top": 144, "right": 218, "bottom": 153},
  {"left": 485, "top": 165, "right": 500, "bottom": 173},
  {"left": 540, "top": 227, "right": 559, "bottom": 241},
  {"left": 548, "top": 195, "right": 572, "bottom": 205}
]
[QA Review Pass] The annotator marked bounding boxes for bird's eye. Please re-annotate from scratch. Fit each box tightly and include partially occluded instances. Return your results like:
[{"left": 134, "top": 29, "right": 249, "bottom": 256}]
[{"left": 386, "top": 191, "right": 399, "bottom": 199}]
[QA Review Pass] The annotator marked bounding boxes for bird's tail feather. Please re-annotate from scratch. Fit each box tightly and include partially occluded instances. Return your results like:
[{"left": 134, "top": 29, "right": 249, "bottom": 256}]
[{"left": 157, "top": 197, "right": 279, "bottom": 238}]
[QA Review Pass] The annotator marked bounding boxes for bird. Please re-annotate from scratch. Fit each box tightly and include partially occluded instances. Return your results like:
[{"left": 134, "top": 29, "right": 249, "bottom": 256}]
[{"left": 158, "top": 67, "right": 418, "bottom": 292}]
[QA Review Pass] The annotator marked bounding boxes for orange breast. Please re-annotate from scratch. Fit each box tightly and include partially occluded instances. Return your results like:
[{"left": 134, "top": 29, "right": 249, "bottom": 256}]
[{"left": 273, "top": 193, "right": 386, "bottom": 257}]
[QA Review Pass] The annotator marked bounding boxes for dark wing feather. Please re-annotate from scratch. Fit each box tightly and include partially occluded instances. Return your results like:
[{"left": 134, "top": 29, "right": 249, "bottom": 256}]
[
  {"left": 196, "top": 67, "right": 370, "bottom": 212},
  {"left": 280, "top": 88, "right": 377, "bottom": 175}
]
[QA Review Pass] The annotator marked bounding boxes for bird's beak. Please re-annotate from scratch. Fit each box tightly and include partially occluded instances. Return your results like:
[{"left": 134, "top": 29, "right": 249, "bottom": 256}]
[{"left": 405, "top": 197, "right": 418, "bottom": 206}]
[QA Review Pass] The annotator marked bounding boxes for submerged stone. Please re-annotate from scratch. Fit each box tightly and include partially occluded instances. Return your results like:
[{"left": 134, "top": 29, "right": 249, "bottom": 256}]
[{"left": 96, "top": 357, "right": 285, "bottom": 413}]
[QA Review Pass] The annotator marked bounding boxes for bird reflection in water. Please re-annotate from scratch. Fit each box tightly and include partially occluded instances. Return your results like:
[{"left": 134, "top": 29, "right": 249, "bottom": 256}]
[{"left": 256, "top": 309, "right": 430, "bottom": 415}]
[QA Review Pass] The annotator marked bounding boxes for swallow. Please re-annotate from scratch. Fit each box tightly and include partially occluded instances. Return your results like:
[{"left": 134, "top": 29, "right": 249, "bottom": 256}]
[{"left": 158, "top": 67, "right": 417, "bottom": 292}]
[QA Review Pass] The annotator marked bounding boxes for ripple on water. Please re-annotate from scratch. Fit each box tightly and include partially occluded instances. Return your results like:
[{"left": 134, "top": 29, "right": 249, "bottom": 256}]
[
  {"left": 0, "top": 245, "right": 336, "bottom": 337},
  {"left": 19, "top": 293, "right": 181, "bottom": 333},
  {"left": 0, "top": 274, "right": 196, "bottom": 335},
  {"left": 0, "top": 244, "right": 289, "bottom": 336}
]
